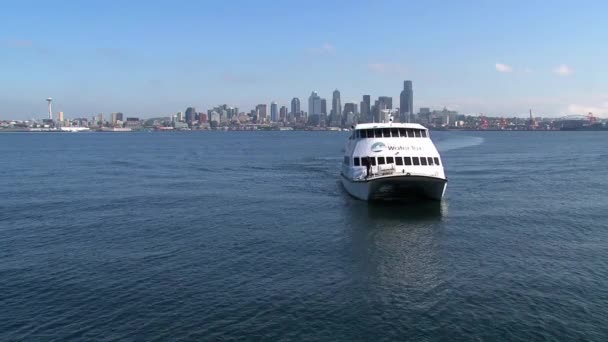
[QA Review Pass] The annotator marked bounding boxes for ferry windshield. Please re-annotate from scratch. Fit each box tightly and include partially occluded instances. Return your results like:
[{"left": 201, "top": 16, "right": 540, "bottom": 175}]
[{"left": 356, "top": 128, "right": 427, "bottom": 138}]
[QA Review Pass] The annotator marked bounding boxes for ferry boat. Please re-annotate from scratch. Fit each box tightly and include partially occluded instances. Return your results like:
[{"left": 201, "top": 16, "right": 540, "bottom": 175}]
[{"left": 340, "top": 119, "right": 447, "bottom": 201}]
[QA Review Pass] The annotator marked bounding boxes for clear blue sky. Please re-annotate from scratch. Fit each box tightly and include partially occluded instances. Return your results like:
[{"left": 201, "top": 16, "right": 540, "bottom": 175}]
[{"left": 1, "top": 0, "right": 607, "bottom": 119}]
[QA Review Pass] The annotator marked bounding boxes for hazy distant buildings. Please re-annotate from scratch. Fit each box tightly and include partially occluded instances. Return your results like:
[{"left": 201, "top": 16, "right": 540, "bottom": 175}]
[
  {"left": 419, "top": 107, "right": 431, "bottom": 124},
  {"left": 400, "top": 80, "right": 413, "bottom": 122},
  {"left": 58, "top": 111, "right": 64, "bottom": 122},
  {"left": 361, "top": 95, "right": 371, "bottom": 122},
  {"left": 270, "top": 102, "right": 278, "bottom": 122}
]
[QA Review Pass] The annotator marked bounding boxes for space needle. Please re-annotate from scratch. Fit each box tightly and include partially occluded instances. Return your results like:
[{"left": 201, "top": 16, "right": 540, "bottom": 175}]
[{"left": 46, "top": 97, "right": 53, "bottom": 121}]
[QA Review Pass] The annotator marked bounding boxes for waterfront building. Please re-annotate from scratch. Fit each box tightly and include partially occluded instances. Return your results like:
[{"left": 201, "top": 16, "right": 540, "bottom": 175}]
[
  {"left": 185, "top": 107, "right": 196, "bottom": 126},
  {"left": 270, "top": 102, "right": 278, "bottom": 122},
  {"left": 400, "top": 80, "right": 413, "bottom": 122},
  {"left": 176, "top": 112, "right": 184, "bottom": 122}
]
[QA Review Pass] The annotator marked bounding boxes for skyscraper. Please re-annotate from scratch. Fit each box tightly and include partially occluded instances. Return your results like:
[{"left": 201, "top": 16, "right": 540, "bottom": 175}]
[
  {"left": 270, "top": 102, "right": 278, "bottom": 122},
  {"left": 111, "top": 112, "right": 117, "bottom": 125},
  {"left": 331, "top": 89, "right": 342, "bottom": 126},
  {"left": 321, "top": 98, "right": 327, "bottom": 115},
  {"left": 279, "top": 106, "right": 288, "bottom": 122},
  {"left": 255, "top": 104, "right": 268, "bottom": 123},
  {"left": 291, "top": 97, "right": 300, "bottom": 115},
  {"left": 308, "top": 91, "right": 322, "bottom": 116},
  {"left": 361, "top": 95, "right": 371, "bottom": 122},
  {"left": 400, "top": 80, "right": 413, "bottom": 122},
  {"left": 375, "top": 96, "right": 392, "bottom": 122}
]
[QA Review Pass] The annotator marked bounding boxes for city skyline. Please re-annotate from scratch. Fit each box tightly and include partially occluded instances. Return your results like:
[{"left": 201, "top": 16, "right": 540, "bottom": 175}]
[{"left": 1, "top": 0, "right": 608, "bottom": 119}]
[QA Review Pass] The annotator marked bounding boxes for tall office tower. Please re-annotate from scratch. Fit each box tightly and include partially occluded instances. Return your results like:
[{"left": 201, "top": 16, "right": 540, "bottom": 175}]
[
  {"left": 46, "top": 98, "right": 53, "bottom": 120},
  {"left": 291, "top": 97, "right": 300, "bottom": 116},
  {"left": 185, "top": 107, "right": 196, "bottom": 126},
  {"left": 308, "top": 91, "right": 323, "bottom": 126},
  {"left": 270, "top": 102, "right": 278, "bottom": 122},
  {"left": 115, "top": 112, "right": 124, "bottom": 122},
  {"left": 98, "top": 113, "right": 104, "bottom": 126},
  {"left": 279, "top": 106, "right": 288, "bottom": 122},
  {"left": 331, "top": 89, "right": 342, "bottom": 125},
  {"left": 177, "top": 112, "right": 184, "bottom": 122},
  {"left": 399, "top": 80, "right": 413, "bottom": 122},
  {"left": 256, "top": 104, "right": 268, "bottom": 123},
  {"left": 58, "top": 111, "right": 64, "bottom": 122},
  {"left": 361, "top": 95, "right": 371, "bottom": 122},
  {"left": 321, "top": 98, "right": 327, "bottom": 115},
  {"left": 111, "top": 112, "right": 117, "bottom": 124}
]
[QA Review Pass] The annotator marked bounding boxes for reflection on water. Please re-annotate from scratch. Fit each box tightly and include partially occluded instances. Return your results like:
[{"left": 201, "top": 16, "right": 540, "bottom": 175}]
[{"left": 343, "top": 199, "right": 448, "bottom": 300}]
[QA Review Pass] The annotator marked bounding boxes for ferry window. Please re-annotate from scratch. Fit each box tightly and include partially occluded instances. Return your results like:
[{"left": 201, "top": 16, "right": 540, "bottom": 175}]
[
  {"left": 420, "top": 157, "right": 428, "bottom": 166},
  {"left": 344, "top": 156, "right": 349, "bottom": 165},
  {"left": 390, "top": 128, "right": 399, "bottom": 137},
  {"left": 361, "top": 157, "right": 369, "bottom": 166},
  {"left": 370, "top": 157, "right": 376, "bottom": 166},
  {"left": 434, "top": 157, "right": 440, "bottom": 166},
  {"left": 406, "top": 129, "right": 415, "bottom": 137},
  {"left": 398, "top": 128, "right": 406, "bottom": 137},
  {"left": 404, "top": 157, "right": 412, "bottom": 165},
  {"left": 412, "top": 157, "right": 420, "bottom": 165},
  {"left": 414, "top": 130, "right": 421, "bottom": 138},
  {"left": 354, "top": 157, "right": 360, "bottom": 166},
  {"left": 382, "top": 128, "right": 390, "bottom": 138},
  {"left": 427, "top": 157, "right": 434, "bottom": 165},
  {"left": 421, "top": 130, "right": 427, "bottom": 138},
  {"left": 374, "top": 129, "right": 382, "bottom": 138},
  {"left": 377, "top": 157, "right": 385, "bottom": 164},
  {"left": 386, "top": 156, "right": 394, "bottom": 164},
  {"left": 360, "top": 130, "right": 367, "bottom": 138},
  {"left": 395, "top": 157, "right": 403, "bottom": 165}
]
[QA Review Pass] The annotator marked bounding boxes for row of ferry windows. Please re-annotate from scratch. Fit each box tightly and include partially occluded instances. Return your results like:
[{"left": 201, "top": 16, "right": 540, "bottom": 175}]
[
  {"left": 344, "top": 156, "right": 441, "bottom": 166},
  {"left": 352, "top": 128, "right": 427, "bottom": 139}
]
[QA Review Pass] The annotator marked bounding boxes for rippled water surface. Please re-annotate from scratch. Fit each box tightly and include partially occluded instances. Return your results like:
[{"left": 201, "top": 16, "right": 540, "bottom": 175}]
[{"left": 1, "top": 131, "right": 608, "bottom": 340}]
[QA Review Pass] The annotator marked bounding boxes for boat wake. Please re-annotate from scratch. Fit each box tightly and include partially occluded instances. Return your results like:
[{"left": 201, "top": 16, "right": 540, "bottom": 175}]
[{"left": 435, "top": 135, "right": 484, "bottom": 152}]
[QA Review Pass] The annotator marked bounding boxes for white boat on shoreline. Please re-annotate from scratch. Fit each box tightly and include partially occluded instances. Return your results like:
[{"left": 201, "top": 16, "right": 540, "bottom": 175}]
[{"left": 340, "top": 121, "right": 447, "bottom": 201}]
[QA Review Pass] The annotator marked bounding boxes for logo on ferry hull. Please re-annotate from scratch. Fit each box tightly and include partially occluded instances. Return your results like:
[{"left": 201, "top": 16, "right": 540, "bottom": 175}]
[{"left": 370, "top": 142, "right": 386, "bottom": 152}]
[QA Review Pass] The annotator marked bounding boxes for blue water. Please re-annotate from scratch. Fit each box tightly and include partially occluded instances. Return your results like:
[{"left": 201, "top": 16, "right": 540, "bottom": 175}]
[{"left": 1, "top": 131, "right": 608, "bottom": 340}]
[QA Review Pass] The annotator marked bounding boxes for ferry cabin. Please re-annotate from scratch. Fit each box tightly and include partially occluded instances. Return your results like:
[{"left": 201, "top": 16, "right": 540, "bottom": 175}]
[{"left": 341, "top": 123, "right": 445, "bottom": 181}]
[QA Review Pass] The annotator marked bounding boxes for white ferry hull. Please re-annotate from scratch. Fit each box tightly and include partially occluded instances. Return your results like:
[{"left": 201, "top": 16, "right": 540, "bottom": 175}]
[{"left": 341, "top": 174, "right": 447, "bottom": 201}]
